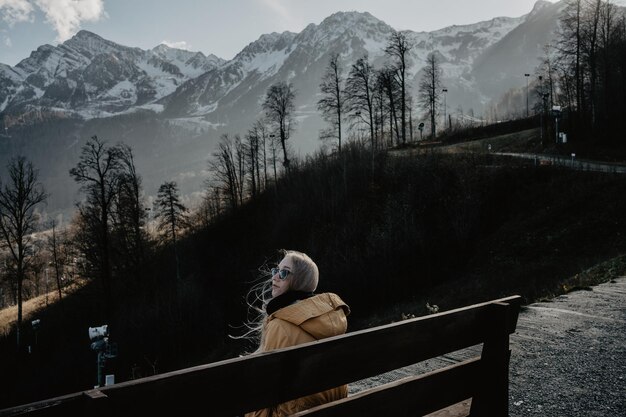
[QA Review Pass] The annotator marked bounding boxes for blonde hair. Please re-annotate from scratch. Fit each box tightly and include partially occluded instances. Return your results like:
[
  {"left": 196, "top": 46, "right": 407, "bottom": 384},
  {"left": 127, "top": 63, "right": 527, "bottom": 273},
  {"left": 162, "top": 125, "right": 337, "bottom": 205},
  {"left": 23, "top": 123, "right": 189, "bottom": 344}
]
[
  {"left": 283, "top": 250, "right": 319, "bottom": 292},
  {"left": 232, "top": 249, "right": 319, "bottom": 350}
]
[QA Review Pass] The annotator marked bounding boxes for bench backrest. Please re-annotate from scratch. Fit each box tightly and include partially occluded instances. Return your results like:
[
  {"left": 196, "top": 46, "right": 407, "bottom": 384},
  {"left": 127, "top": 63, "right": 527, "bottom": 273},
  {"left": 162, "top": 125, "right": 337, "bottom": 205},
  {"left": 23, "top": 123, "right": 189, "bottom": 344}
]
[{"left": 0, "top": 295, "right": 521, "bottom": 417}]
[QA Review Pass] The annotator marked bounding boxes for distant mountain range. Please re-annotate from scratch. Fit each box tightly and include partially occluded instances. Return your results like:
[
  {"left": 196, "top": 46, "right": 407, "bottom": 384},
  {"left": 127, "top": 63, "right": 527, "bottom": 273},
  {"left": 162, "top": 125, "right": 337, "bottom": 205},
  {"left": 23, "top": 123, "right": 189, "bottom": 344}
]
[{"left": 0, "top": 0, "right": 565, "bottom": 218}]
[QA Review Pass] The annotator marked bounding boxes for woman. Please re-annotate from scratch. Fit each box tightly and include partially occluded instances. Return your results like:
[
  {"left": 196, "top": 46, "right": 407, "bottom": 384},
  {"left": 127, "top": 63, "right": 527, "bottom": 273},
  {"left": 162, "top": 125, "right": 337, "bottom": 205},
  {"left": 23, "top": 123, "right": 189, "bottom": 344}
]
[{"left": 245, "top": 250, "right": 350, "bottom": 417}]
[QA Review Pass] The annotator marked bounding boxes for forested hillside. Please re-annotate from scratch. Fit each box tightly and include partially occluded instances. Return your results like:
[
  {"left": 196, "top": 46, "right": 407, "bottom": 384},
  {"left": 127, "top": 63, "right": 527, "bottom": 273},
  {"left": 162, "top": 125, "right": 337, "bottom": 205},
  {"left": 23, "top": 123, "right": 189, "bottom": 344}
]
[{"left": 2, "top": 136, "right": 626, "bottom": 408}]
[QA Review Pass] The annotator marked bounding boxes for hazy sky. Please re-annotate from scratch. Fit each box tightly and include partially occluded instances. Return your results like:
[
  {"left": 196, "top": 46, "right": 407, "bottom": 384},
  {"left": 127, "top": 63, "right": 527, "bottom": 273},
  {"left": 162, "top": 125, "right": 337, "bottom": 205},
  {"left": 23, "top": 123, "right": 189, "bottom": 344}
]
[{"left": 0, "top": 0, "right": 598, "bottom": 66}]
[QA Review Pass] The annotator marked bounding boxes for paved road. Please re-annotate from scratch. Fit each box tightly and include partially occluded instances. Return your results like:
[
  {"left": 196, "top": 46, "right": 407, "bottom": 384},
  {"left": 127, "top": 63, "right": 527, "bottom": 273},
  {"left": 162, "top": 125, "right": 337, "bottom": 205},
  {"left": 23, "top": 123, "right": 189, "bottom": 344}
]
[{"left": 350, "top": 277, "right": 626, "bottom": 416}]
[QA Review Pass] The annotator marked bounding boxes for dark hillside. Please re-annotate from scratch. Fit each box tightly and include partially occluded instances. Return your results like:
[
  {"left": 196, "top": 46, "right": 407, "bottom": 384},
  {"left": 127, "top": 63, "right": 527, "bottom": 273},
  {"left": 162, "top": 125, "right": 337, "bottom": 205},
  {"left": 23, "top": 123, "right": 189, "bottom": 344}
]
[{"left": 2, "top": 143, "right": 626, "bottom": 408}]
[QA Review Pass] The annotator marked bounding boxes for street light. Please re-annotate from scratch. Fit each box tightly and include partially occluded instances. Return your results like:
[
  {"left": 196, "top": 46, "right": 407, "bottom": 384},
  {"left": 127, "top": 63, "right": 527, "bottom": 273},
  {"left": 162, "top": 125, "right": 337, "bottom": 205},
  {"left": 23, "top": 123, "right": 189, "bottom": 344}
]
[
  {"left": 442, "top": 88, "right": 448, "bottom": 130},
  {"left": 552, "top": 105, "right": 562, "bottom": 144},
  {"left": 524, "top": 73, "right": 530, "bottom": 117},
  {"left": 539, "top": 75, "right": 544, "bottom": 145}
]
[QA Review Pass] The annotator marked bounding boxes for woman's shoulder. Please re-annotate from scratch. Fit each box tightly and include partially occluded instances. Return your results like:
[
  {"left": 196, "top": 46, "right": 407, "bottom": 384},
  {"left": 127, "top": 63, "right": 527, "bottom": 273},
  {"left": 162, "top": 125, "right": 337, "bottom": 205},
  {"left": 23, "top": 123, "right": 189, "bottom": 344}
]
[
  {"left": 317, "top": 293, "right": 349, "bottom": 311},
  {"left": 270, "top": 293, "right": 350, "bottom": 325}
]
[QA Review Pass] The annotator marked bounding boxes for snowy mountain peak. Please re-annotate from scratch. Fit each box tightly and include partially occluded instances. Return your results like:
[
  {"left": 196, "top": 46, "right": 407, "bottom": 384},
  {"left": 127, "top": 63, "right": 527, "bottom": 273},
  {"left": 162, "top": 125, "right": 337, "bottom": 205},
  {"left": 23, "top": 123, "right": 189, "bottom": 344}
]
[
  {"left": 307, "top": 11, "right": 391, "bottom": 41},
  {"left": 64, "top": 29, "right": 138, "bottom": 57},
  {"left": 235, "top": 31, "right": 297, "bottom": 61},
  {"left": 320, "top": 10, "right": 385, "bottom": 29},
  {"left": 529, "top": 0, "right": 554, "bottom": 16}
]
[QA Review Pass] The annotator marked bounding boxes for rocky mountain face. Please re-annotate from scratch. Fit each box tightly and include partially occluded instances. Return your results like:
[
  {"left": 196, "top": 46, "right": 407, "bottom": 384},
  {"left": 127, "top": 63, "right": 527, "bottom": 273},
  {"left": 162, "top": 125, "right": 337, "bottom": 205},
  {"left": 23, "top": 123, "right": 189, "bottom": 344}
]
[
  {"left": 0, "top": 30, "right": 224, "bottom": 118},
  {"left": 163, "top": 10, "right": 527, "bottom": 115},
  {"left": 2, "top": 2, "right": 561, "bottom": 126},
  {"left": 0, "top": 1, "right": 563, "bottom": 217}
]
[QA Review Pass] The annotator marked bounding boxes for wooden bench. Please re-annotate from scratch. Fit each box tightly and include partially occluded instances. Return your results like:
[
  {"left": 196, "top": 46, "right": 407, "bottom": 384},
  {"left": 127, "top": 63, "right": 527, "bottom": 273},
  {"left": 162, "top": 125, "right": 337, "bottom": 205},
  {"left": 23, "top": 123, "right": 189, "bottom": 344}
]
[{"left": 0, "top": 295, "right": 521, "bottom": 417}]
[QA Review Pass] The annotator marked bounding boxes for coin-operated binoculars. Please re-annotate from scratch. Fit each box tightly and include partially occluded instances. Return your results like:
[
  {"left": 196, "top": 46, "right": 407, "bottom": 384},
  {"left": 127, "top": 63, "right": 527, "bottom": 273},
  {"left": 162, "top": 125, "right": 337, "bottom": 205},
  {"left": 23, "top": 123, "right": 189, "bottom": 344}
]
[{"left": 89, "top": 325, "right": 117, "bottom": 387}]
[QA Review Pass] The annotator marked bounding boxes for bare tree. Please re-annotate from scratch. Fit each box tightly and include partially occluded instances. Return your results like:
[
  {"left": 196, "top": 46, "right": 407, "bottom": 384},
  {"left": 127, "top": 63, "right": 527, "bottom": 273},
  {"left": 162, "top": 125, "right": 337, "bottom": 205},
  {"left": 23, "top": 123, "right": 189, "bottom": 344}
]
[
  {"left": 112, "top": 144, "right": 147, "bottom": 284},
  {"left": 385, "top": 31, "right": 413, "bottom": 145},
  {"left": 318, "top": 53, "right": 345, "bottom": 153},
  {"left": 69, "top": 135, "right": 123, "bottom": 318},
  {"left": 234, "top": 134, "right": 246, "bottom": 205},
  {"left": 47, "top": 220, "right": 63, "bottom": 302},
  {"left": 557, "top": 0, "right": 584, "bottom": 118},
  {"left": 418, "top": 53, "right": 443, "bottom": 139},
  {"left": 209, "top": 134, "right": 243, "bottom": 210},
  {"left": 346, "top": 55, "right": 376, "bottom": 152},
  {"left": 154, "top": 182, "right": 188, "bottom": 283},
  {"left": 253, "top": 120, "right": 270, "bottom": 188},
  {"left": 245, "top": 124, "right": 266, "bottom": 198},
  {"left": 0, "top": 156, "right": 47, "bottom": 348},
  {"left": 377, "top": 66, "right": 401, "bottom": 146},
  {"left": 263, "top": 82, "right": 296, "bottom": 170}
]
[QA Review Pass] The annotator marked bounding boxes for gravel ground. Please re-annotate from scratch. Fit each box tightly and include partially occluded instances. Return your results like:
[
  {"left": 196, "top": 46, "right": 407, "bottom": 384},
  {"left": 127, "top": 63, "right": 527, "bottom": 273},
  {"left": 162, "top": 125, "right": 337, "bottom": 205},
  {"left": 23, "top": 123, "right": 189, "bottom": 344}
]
[
  {"left": 350, "top": 277, "right": 626, "bottom": 417},
  {"left": 509, "top": 277, "right": 626, "bottom": 417}
]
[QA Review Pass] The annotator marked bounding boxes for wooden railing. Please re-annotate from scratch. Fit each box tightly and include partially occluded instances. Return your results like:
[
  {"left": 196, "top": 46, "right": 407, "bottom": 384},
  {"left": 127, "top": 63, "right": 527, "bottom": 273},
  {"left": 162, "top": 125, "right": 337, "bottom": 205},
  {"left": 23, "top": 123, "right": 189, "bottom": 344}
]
[{"left": 0, "top": 295, "right": 522, "bottom": 417}]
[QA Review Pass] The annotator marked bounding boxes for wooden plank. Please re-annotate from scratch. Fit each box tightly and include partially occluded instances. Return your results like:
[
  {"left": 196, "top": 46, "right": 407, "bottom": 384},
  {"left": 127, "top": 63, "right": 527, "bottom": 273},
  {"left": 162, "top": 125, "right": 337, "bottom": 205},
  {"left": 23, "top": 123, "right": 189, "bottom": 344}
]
[
  {"left": 0, "top": 393, "right": 86, "bottom": 417},
  {"left": 3, "top": 296, "right": 522, "bottom": 417},
  {"left": 425, "top": 399, "right": 471, "bottom": 417},
  {"left": 291, "top": 357, "right": 482, "bottom": 417}
]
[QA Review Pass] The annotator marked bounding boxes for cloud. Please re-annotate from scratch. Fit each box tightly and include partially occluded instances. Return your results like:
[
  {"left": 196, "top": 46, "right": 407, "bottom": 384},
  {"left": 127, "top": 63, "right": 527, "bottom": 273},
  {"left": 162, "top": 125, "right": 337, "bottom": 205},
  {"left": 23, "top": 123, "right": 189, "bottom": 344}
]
[
  {"left": 4, "top": 36, "right": 12, "bottom": 47},
  {"left": 0, "top": 0, "right": 34, "bottom": 26},
  {"left": 34, "top": 0, "right": 106, "bottom": 42},
  {"left": 161, "top": 40, "right": 192, "bottom": 50},
  {"left": 257, "top": 0, "right": 302, "bottom": 29}
]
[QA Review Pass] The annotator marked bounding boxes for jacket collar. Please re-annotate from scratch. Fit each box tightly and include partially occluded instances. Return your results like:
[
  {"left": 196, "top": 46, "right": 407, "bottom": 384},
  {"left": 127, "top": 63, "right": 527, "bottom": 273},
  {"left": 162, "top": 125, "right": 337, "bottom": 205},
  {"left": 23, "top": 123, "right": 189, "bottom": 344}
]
[
  {"left": 272, "top": 293, "right": 350, "bottom": 326},
  {"left": 265, "top": 291, "right": 315, "bottom": 316}
]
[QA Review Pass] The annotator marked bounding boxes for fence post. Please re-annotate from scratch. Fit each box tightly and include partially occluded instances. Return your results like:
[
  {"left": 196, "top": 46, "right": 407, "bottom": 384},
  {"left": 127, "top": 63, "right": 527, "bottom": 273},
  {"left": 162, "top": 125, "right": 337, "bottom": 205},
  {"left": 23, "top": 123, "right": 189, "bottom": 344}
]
[
  {"left": 469, "top": 302, "right": 510, "bottom": 417},
  {"left": 82, "top": 389, "right": 110, "bottom": 417}
]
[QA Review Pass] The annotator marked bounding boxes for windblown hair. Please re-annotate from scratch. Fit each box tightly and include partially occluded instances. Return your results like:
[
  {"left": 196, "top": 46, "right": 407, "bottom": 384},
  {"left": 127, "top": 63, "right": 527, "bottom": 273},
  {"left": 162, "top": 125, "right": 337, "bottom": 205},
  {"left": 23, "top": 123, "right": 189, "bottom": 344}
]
[{"left": 232, "top": 249, "right": 319, "bottom": 350}]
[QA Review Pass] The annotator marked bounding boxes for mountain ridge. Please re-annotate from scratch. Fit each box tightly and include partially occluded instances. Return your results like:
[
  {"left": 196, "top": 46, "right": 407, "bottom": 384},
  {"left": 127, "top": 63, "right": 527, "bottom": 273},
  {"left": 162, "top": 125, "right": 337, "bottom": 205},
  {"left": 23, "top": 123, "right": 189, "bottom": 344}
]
[
  {"left": 0, "top": 2, "right": 564, "bottom": 217},
  {"left": 1, "top": 3, "right": 559, "bottom": 123}
]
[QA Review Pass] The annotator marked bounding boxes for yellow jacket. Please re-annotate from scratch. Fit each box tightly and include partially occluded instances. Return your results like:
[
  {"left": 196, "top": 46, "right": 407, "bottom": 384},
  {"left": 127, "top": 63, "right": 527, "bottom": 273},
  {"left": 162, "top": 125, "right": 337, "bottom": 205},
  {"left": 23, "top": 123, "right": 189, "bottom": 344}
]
[{"left": 247, "top": 293, "right": 350, "bottom": 417}]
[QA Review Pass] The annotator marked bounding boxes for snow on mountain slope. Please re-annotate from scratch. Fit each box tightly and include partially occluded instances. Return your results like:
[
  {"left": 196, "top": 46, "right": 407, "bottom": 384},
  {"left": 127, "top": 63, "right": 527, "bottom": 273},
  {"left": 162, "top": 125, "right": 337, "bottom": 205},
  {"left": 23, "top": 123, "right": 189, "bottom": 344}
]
[
  {"left": 162, "top": 9, "right": 528, "bottom": 127},
  {"left": 0, "top": 2, "right": 561, "bottom": 127},
  {"left": 0, "top": 30, "right": 224, "bottom": 118}
]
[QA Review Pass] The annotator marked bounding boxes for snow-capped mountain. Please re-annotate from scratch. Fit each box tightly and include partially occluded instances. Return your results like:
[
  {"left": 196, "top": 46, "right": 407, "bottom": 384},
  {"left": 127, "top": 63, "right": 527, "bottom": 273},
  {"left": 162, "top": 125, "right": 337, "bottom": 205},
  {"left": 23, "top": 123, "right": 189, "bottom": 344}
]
[
  {"left": 1, "top": 3, "right": 561, "bottom": 126},
  {"left": 0, "top": 30, "right": 225, "bottom": 118},
  {"left": 0, "top": 1, "right": 565, "bottom": 217},
  {"left": 472, "top": 0, "right": 565, "bottom": 99},
  {"left": 158, "top": 4, "right": 558, "bottom": 148}
]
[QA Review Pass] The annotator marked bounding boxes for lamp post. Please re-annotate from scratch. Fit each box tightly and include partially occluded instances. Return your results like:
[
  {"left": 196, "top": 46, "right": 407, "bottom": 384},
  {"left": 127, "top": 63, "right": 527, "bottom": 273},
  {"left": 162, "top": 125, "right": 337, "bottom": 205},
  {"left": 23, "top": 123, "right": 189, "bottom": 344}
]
[
  {"left": 539, "top": 75, "right": 544, "bottom": 145},
  {"left": 552, "top": 105, "right": 562, "bottom": 144},
  {"left": 524, "top": 73, "right": 530, "bottom": 117},
  {"left": 442, "top": 88, "right": 448, "bottom": 130}
]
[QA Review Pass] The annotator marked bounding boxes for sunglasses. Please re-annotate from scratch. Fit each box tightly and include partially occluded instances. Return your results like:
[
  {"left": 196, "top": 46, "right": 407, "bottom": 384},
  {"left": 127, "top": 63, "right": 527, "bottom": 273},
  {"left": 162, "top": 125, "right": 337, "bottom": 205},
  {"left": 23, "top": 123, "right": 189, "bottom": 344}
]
[{"left": 271, "top": 267, "right": 291, "bottom": 280}]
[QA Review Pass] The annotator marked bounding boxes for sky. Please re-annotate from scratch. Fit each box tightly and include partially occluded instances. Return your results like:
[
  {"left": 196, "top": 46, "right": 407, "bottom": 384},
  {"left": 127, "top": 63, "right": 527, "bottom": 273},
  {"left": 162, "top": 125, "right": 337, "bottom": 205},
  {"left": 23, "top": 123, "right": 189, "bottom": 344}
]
[{"left": 0, "top": 0, "right": 618, "bottom": 67}]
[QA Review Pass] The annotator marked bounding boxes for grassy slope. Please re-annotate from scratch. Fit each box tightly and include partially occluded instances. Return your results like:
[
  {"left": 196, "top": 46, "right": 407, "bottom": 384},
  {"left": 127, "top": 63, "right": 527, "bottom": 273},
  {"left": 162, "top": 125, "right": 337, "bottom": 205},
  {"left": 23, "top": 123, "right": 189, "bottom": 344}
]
[{"left": 353, "top": 127, "right": 626, "bottom": 325}]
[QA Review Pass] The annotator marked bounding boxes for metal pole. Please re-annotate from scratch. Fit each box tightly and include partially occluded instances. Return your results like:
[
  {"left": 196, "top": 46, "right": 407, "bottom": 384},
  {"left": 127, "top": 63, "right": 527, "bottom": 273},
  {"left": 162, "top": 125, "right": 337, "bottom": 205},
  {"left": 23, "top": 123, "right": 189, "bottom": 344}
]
[
  {"left": 539, "top": 76, "right": 543, "bottom": 146},
  {"left": 97, "top": 351, "right": 104, "bottom": 387},
  {"left": 539, "top": 107, "right": 544, "bottom": 146},
  {"left": 525, "top": 74, "right": 530, "bottom": 117},
  {"left": 555, "top": 118, "right": 559, "bottom": 144},
  {"left": 442, "top": 88, "right": 448, "bottom": 131}
]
